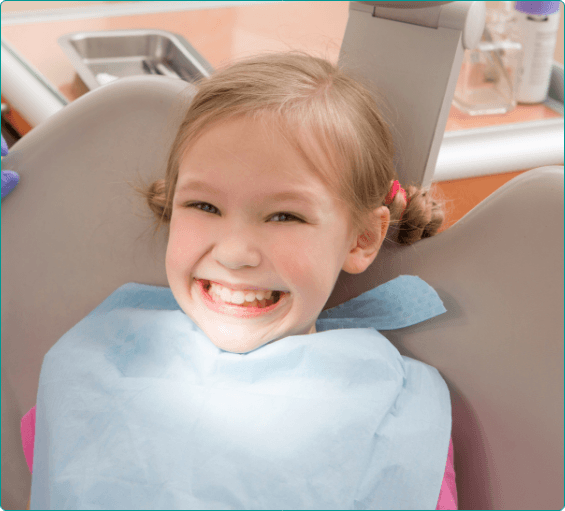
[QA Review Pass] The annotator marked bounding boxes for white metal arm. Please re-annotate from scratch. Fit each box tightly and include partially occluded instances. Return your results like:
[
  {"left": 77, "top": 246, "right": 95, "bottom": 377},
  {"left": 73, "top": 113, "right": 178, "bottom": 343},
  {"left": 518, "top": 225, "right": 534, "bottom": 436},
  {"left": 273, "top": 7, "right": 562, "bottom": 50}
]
[{"left": 339, "top": 1, "right": 486, "bottom": 186}]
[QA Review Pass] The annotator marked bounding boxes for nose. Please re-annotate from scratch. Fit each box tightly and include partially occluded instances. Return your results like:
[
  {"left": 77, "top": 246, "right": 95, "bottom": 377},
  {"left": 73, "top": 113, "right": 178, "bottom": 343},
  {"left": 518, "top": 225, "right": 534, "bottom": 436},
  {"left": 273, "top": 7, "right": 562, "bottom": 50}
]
[{"left": 211, "top": 223, "right": 262, "bottom": 270}]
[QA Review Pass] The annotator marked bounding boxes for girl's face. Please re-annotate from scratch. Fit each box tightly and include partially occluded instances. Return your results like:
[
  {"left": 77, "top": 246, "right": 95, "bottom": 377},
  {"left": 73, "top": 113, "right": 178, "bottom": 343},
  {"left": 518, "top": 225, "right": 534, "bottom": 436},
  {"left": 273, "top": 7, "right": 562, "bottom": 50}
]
[{"left": 166, "top": 116, "right": 365, "bottom": 353}]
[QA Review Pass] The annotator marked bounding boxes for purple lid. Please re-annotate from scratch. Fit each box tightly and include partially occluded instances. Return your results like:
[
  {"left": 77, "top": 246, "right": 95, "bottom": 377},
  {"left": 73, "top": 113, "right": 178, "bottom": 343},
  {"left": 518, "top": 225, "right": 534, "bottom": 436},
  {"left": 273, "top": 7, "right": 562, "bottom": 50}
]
[{"left": 515, "top": 1, "right": 560, "bottom": 15}]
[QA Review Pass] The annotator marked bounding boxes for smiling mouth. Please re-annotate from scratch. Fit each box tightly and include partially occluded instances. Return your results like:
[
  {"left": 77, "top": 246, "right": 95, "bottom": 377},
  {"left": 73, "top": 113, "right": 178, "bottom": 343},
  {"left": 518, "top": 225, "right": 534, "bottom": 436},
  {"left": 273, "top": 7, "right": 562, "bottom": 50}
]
[{"left": 200, "top": 279, "right": 284, "bottom": 309}]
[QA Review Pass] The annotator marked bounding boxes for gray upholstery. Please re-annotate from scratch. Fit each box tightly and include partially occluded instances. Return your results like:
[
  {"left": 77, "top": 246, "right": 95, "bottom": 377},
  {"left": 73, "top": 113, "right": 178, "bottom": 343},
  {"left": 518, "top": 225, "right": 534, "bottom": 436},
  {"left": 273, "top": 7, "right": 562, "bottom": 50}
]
[{"left": 1, "top": 75, "right": 563, "bottom": 510}]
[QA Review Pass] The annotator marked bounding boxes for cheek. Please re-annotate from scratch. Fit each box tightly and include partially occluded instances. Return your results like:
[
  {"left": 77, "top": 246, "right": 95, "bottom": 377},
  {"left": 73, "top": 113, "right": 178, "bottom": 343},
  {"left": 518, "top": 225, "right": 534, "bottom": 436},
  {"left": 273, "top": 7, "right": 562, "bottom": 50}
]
[
  {"left": 166, "top": 217, "right": 204, "bottom": 271},
  {"left": 269, "top": 237, "right": 333, "bottom": 300}
]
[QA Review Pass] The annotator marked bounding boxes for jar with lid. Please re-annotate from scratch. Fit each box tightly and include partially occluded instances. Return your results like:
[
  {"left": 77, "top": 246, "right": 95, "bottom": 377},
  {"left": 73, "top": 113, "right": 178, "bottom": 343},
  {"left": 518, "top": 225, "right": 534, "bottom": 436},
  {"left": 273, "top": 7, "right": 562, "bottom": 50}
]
[{"left": 453, "top": 1, "right": 523, "bottom": 116}]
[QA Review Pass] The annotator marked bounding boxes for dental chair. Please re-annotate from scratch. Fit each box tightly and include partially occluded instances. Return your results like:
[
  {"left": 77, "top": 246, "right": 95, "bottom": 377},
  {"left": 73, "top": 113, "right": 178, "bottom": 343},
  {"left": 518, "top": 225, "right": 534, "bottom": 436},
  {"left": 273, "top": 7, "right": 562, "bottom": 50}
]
[{"left": 2, "top": 2, "right": 563, "bottom": 510}]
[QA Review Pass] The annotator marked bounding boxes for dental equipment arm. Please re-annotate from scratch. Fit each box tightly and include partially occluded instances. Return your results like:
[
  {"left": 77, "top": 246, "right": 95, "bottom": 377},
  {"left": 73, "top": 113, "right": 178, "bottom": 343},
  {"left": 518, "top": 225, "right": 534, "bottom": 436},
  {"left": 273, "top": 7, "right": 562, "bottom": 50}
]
[{"left": 339, "top": 1, "right": 486, "bottom": 187}]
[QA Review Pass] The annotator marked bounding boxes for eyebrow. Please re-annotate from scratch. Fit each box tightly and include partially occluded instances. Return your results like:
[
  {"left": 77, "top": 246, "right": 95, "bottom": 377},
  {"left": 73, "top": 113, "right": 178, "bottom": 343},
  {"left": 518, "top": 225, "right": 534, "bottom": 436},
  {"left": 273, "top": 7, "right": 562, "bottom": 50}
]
[{"left": 176, "top": 179, "right": 318, "bottom": 207}]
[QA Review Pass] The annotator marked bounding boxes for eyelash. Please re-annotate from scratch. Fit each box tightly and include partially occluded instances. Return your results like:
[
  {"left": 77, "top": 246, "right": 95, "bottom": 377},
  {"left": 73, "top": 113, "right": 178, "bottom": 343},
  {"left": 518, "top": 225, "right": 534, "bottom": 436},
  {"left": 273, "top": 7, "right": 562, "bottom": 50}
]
[{"left": 185, "top": 202, "right": 304, "bottom": 223}]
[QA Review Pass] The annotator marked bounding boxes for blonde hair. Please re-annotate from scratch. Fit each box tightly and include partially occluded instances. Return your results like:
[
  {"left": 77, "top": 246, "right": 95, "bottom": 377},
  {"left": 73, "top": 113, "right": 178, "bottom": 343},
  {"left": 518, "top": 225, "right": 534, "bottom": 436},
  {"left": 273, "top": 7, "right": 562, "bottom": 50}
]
[{"left": 139, "top": 51, "right": 444, "bottom": 245}]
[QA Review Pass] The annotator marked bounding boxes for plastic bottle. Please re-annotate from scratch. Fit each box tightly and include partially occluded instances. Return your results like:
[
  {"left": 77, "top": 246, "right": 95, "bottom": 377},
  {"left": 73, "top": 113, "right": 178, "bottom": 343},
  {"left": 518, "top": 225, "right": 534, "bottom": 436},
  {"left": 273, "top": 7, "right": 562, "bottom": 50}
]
[{"left": 514, "top": 1, "right": 561, "bottom": 104}]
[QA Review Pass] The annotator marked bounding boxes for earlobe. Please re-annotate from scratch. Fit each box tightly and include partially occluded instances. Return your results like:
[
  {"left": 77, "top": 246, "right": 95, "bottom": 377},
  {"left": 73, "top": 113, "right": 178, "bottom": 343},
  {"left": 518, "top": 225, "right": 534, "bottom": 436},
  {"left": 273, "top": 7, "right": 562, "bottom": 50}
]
[{"left": 342, "top": 206, "right": 390, "bottom": 275}]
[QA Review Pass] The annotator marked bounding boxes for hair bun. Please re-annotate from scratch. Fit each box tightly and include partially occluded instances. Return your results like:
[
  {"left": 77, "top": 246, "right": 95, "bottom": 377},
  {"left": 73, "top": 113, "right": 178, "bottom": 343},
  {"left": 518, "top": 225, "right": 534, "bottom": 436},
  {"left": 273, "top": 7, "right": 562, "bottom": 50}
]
[
  {"left": 144, "top": 179, "right": 170, "bottom": 222},
  {"left": 394, "top": 185, "right": 445, "bottom": 245}
]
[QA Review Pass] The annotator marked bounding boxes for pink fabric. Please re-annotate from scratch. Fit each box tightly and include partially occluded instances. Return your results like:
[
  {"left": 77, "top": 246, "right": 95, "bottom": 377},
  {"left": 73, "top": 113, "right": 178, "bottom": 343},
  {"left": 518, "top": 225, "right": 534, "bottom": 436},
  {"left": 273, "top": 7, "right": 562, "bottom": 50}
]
[
  {"left": 436, "top": 437, "right": 458, "bottom": 509},
  {"left": 20, "top": 405, "right": 36, "bottom": 473},
  {"left": 21, "top": 405, "right": 457, "bottom": 509}
]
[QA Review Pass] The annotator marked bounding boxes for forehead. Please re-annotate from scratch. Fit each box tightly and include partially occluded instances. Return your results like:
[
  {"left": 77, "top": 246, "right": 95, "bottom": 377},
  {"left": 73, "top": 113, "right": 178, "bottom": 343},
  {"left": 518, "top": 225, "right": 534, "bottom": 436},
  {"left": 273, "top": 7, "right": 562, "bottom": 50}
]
[{"left": 177, "top": 115, "right": 334, "bottom": 193}]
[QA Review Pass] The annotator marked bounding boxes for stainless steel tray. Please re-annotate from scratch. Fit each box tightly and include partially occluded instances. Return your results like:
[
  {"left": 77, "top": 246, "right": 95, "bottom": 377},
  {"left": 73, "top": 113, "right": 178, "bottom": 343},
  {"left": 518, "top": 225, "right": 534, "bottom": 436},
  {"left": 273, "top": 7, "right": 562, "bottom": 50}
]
[{"left": 58, "top": 29, "right": 214, "bottom": 90}]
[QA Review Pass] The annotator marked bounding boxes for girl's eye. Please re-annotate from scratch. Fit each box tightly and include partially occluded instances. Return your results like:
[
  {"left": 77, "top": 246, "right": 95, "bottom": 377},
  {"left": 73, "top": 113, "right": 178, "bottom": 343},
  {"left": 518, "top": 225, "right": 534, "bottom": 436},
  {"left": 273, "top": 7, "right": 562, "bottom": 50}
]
[
  {"left": 187, "top": 202, "right": 219, "bottom": 215},
  {"left": 269, "top": 212, "right": 303, "bottom": 223},
  {"left": 186, "top": 203, "right": 304, "bottom": 223}
]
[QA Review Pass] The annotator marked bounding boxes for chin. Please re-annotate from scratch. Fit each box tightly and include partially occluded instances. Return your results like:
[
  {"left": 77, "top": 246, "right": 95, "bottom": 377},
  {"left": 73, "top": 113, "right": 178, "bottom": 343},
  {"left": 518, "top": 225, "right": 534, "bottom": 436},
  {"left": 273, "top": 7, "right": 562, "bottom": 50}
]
[
  {"left": 208, "top": 336, "right": 268, "bottom": 354},
  {"left": 200, "top": 326, "right": 273, "bottom": 354}
]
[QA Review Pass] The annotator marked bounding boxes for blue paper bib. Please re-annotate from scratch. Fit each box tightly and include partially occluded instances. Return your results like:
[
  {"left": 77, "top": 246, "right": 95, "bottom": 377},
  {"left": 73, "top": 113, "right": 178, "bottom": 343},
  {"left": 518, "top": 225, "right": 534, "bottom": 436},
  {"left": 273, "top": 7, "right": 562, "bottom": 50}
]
[{"left": 31, "top": 276, "right": 451, "bottom": 510}]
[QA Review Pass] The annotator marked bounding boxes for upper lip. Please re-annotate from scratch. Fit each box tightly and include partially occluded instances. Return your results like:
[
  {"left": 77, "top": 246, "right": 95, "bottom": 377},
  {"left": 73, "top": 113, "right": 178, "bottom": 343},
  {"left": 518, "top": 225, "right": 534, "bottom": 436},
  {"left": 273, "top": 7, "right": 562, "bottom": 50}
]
[{"left": 198, "top": 278, "right": 284, "bottom": 292}]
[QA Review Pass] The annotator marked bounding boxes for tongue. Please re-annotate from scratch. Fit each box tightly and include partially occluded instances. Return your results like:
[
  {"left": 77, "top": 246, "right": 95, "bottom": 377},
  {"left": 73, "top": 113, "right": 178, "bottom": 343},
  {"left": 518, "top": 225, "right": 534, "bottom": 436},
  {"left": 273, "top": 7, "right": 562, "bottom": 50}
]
[{"left": 242, "top": 298, "right": 263, "bottom": 308}]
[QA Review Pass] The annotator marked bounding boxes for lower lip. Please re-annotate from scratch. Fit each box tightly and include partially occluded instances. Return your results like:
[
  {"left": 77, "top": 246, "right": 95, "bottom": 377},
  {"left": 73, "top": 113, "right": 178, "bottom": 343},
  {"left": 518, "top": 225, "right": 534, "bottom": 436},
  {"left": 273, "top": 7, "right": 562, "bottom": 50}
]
[{"left": 195, "top": 279, "right": 288, "bottom": 318}]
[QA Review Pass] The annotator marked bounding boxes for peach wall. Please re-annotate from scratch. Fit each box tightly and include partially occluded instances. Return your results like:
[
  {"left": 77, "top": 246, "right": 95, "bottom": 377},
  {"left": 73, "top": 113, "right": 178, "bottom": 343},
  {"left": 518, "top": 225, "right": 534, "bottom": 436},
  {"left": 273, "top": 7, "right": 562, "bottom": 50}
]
[
  {"left": 5, "top": 0, "right": 562, "bottom": 63},
  {"left": 2, "top": 0, "right": 563, "bottom": 66}
]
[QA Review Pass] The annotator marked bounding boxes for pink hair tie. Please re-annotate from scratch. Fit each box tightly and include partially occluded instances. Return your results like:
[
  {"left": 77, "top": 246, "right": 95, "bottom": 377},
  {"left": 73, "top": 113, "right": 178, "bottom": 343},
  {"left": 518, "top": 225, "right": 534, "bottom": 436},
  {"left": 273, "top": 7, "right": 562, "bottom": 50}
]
[{"left": 384, "top": 180, "right": 409, "bottom": 219}]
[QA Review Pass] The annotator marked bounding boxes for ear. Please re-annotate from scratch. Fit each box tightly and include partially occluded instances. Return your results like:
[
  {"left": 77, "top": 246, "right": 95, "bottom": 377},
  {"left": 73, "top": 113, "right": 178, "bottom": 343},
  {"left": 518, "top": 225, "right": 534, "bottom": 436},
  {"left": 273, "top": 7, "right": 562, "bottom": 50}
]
[{"left": 342, "top": 206, "right": 390, "bottom": 274}]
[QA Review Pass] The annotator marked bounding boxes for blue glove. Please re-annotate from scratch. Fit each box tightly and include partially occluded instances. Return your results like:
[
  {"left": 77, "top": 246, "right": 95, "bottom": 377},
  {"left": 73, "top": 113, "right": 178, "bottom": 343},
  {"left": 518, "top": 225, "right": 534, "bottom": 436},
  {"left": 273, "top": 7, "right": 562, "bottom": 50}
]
[
  {"left": 1, "top": 135, "right": 19, "bottom": 199},
  {"left": 1, "top": 135, "right": 8, "bottom": 156},
  {"left": 2, "top": 170, "right": 19, "bottom": 198}
]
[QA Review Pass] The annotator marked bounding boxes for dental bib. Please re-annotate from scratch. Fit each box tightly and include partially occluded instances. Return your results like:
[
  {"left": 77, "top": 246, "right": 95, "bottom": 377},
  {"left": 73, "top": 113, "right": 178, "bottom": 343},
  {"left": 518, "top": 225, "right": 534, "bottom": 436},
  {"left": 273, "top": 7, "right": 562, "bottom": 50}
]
[{"left": 31, "top": 276, "right": 451, "bottom": 510}]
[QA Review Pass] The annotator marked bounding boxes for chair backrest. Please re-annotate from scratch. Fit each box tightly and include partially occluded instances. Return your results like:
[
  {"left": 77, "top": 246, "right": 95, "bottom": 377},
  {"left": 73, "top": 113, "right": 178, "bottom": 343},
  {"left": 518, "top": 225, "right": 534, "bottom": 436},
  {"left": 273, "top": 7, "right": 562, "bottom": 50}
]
[
  {"left": 328, "top": 164, "right": 564, "bottom": 510},
  {"left": 1, "top": 76, "right": 563, "bottom": 510}
]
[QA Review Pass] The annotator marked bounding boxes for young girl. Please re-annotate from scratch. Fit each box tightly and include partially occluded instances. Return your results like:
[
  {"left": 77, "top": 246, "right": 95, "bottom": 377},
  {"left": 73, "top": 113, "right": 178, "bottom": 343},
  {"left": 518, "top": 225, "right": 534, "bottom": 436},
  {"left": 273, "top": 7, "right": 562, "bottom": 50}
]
[{"left": 24, "top": 51, "right": 456, "bottom": 509}]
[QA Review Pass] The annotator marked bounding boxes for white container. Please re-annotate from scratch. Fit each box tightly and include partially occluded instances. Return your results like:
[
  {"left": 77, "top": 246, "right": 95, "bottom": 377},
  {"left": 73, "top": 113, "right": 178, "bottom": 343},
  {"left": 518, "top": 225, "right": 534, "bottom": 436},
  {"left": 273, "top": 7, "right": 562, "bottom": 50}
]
[{"left": 514, "top": 1, "right": 561, "bottom": 104}]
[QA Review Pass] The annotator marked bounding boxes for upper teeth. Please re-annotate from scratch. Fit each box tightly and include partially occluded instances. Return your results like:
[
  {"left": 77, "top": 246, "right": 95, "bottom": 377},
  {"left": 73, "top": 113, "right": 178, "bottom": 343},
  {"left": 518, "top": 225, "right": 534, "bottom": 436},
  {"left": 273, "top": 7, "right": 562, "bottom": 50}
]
[{"left": 209, "top": 282, "right": 273, "bottom": 304}]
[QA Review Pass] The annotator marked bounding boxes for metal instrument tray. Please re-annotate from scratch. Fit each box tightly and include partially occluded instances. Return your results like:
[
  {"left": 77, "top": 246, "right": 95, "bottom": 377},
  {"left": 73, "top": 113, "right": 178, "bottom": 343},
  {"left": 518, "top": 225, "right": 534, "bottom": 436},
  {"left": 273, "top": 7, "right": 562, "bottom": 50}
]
[{"left": 58, "top": 29, "right": 214, "bottom": 90}]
